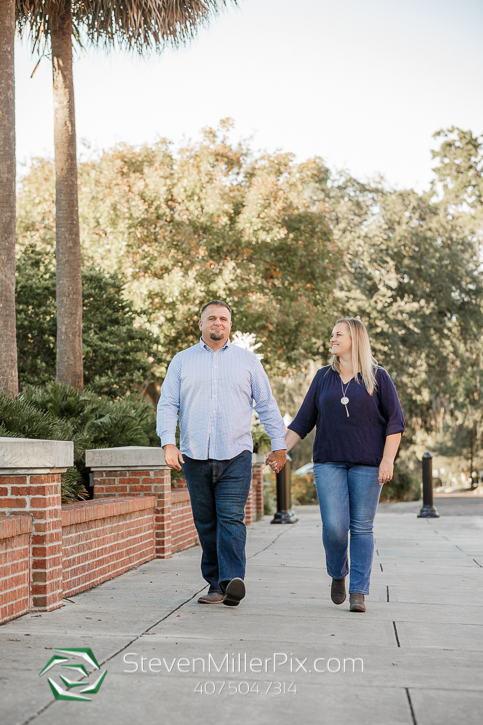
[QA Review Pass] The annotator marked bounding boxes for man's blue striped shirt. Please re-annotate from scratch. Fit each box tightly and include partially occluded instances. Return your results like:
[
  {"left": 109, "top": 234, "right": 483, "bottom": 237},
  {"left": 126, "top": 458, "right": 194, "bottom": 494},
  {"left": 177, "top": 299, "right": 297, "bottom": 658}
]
[{"left": 156, "top": 339, "right": 287, "bottom": 460}]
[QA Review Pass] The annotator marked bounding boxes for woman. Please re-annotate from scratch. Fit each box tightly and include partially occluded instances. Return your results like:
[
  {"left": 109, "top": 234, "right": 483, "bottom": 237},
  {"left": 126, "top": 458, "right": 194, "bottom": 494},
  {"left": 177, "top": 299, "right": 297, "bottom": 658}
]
[{"left": 271, "top": 318, "right": 405, "bottom": 612}]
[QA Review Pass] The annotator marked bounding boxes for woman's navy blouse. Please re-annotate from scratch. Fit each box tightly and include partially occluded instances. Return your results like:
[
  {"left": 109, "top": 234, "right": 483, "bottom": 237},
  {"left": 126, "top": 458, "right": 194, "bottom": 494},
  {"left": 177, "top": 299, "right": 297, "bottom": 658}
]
[{"left": 288, "top": 366, "right": 405, "bottom": 467}]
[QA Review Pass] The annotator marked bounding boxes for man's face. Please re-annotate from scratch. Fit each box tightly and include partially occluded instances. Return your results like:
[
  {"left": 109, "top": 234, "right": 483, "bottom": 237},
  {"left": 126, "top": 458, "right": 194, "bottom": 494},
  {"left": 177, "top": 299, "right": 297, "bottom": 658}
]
[{"left": 199, "top": 305, "right": 232, "bottom": 344}]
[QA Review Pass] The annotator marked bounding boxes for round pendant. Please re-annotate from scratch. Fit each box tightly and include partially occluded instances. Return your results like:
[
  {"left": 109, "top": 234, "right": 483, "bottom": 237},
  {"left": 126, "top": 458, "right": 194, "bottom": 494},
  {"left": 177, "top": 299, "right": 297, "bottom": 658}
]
[{"left": 341, "top": 397, "right": 349, "bottom": 405}]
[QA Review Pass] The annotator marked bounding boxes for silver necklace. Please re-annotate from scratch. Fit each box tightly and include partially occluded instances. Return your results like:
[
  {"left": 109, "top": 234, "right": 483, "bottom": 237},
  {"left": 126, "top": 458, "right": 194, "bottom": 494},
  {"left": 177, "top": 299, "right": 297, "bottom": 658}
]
[{"left": 340, "top": 377, "right": 351, "bottom": 417}]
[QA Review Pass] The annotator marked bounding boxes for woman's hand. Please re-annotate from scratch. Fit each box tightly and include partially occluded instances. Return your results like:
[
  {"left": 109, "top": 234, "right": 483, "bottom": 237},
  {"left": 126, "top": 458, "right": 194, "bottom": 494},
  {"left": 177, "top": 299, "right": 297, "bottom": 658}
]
[
  {"left": 379, "top": 433, "right": 401, "bottom": 485},
  {"left": 378, "top": 457, "right": 394, "bottom": 485}
]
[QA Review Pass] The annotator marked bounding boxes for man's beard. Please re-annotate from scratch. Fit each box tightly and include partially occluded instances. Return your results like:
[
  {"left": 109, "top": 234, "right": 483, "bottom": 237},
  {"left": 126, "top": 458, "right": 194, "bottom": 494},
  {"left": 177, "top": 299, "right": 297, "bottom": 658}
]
[{"left": 209, "top": 330, "right": 225, "bottom": 340}]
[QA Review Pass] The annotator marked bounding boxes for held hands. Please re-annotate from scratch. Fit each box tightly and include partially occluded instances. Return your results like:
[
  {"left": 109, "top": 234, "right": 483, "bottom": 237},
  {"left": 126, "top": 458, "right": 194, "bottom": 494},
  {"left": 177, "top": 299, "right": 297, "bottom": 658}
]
[
  {"left": 378, "top": 457, "right": 394, "bottom": 486},
  {"left": 265, "top": 449, "right": 287, "bottom": 475},
  {"left": 163, "top": 444, "right": 185, "bottom": 471}
]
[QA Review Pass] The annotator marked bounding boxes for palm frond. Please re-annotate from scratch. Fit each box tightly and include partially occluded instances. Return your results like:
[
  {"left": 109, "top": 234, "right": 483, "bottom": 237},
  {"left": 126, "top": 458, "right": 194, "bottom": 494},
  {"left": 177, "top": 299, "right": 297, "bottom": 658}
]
[{"left": 16, "top": 1, "right": 237, "bottom": 53}]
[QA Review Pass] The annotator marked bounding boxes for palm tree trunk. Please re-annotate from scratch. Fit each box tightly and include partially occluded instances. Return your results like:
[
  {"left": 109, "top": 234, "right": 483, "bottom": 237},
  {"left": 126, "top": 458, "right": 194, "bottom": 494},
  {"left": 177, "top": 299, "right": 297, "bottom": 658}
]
[
  {"left": 0, "top": 0, "right": 19, "bottom": 398},
  {"left": 51, "top": 1, "right": 83, "bottom": 391}
]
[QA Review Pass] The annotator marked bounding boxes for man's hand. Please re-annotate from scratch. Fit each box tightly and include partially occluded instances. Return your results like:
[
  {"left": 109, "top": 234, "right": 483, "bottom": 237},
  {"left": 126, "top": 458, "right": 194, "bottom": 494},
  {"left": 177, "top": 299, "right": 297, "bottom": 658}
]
[
  {"left": 265, "top": 449, "right": 287, "bottom": 474},
  {"left": 163, "top": 444, "right": 185, "bottom": 471}
]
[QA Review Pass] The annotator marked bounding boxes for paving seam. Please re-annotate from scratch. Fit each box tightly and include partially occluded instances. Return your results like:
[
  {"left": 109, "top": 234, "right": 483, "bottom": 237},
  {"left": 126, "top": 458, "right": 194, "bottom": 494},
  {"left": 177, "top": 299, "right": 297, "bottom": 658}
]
[{"left": 405, "top": 688, "right": 418, "bottom": 725}]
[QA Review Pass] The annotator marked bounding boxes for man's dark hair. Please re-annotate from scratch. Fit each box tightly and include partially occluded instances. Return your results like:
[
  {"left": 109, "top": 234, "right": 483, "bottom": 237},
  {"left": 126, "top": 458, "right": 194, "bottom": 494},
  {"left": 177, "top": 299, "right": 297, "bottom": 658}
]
[{"left": 200, "top": 300, "right": 232, "bottom": 318}]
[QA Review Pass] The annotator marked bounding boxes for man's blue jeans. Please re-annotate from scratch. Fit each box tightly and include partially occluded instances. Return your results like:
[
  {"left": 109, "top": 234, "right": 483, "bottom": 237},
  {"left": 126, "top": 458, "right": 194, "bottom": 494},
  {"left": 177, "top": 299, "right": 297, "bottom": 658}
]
[
  {"left": 313, "top": 462, "right": 382, "bottom": 595},
  {"left": 182, "top": 451, "right": 253, "bottom": 593}
]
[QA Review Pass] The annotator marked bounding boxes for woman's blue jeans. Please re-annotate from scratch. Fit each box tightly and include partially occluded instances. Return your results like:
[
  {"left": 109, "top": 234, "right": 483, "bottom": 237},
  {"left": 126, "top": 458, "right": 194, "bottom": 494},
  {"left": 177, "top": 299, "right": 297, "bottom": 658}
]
[
  {"left": 313, "top": 462, "right": 382, "bottom": 595},
  {"left": 182, "top": 451, "right": 252, "bottom": 594}
]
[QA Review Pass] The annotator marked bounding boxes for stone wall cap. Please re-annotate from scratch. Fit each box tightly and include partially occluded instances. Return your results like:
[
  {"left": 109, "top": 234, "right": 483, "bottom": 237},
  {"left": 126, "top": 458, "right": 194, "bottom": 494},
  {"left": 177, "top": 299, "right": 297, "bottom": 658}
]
[
  {"left": 0, "top": 438, "right": 73, "bottom": 470},
  {"left": 86, "top": 446, "right": 166, "bottom": 470}
]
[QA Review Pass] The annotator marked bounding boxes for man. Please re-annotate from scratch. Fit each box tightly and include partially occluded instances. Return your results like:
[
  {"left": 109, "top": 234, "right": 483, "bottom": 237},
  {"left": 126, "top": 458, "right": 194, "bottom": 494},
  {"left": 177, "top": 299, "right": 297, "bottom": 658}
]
[{"left": 157, "top": 300, "right": 287, "bottom": 607}]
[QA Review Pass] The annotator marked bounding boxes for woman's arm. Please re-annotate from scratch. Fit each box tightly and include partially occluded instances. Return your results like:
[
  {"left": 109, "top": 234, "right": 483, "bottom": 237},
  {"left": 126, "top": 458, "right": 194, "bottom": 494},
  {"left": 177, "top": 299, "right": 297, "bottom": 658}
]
[
  {"left": 265, "top": 369, "right": 322, "bottom": 472},
  {"left": 285, "top": 429, "right": 301, "bottom": 452},
  {"left": 378, "top": 433, "right": 402, "bottom": 485}
]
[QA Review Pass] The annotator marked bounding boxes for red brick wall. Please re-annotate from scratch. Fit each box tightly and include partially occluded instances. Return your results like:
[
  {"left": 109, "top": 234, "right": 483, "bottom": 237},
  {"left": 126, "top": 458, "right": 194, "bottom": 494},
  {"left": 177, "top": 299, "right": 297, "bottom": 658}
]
[
  {"left": 0, "top": 472, "right": 63, "bottom": 611},
  {"left": 0, "top": 514, "right": 32, "bottom": 623},
  {"left": 61, "top": 497, "right": 155, "bottom": 598},
  {"left": 244, "top": 485, "right": 255, "bottom": 525},
  {"left": 252, "top": 464, "right": 265, "bottom": 521},
  {"left": 93, "top": 469, "right": 172, "bottom": 559},
  {"left": 244, "top": 464, "right": 264, "bottom": 524},
  {"left": 171, "top": 488, "right": 198, "bottom": 553}
]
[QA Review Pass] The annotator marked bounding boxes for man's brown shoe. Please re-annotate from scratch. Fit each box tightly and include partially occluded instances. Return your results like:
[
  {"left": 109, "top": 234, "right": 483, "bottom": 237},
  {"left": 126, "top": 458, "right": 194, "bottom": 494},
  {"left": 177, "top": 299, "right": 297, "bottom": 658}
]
[
  {"left": 223, "top": 578, "right": 246, "bottom": 607},
  {"left": 198, "top": 592, "right": 224, "bottom": 604},
  {"left": 349, "top": 593, "right": 366, "bottom": 612},
  {"left": 331, "top": 577, "right": 346, "bottom": 605}
]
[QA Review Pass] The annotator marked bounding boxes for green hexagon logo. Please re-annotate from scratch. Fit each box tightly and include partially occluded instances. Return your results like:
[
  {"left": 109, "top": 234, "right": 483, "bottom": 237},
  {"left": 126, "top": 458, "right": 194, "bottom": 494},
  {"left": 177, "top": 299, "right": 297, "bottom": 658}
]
[{"left": 39, "top": 648, "right": 107, "bottom": 701}]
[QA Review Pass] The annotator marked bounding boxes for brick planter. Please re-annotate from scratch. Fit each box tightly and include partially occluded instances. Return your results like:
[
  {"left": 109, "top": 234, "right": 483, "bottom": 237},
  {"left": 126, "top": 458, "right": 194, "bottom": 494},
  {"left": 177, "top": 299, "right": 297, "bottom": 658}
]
[
  {"left": 0, "top": 437, "right": 73, "bottom": 612},
  {"left": 251, "top": 453, "right": 266, "bottom": 522},
  {"left": 87, "top": 447, "right": 267, "bottom": 558},
  {"left": 87, "top": 446, "right": 178, "bottom": 559},
  {"left": 0, "top": 440, "right": 268, "bottom": 624},
  {"left": 61, "top": 497, "right": 155, "bottom": 597},
  {"left": 0, "top": 514, "right": 32, "bottom": 623},
  {"left": 0, "top": 439, "right": 161, "bottom": 624}
]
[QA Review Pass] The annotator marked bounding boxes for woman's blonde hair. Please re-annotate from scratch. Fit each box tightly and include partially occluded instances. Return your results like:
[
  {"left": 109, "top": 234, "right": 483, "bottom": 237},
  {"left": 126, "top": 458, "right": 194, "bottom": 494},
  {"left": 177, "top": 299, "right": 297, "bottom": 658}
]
[{"left": 330, "top": 318, "right": 378, "bottom": 395}]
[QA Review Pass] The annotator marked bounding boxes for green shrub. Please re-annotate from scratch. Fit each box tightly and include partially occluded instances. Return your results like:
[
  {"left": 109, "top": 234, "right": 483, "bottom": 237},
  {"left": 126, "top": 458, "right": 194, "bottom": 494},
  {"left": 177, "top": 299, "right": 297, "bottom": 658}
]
[
  {"left": 292, "top": 473, "right": 318, "bottom": 505},
  {"left": 263, "top": 484, "right": 276, "bottom": 516}
]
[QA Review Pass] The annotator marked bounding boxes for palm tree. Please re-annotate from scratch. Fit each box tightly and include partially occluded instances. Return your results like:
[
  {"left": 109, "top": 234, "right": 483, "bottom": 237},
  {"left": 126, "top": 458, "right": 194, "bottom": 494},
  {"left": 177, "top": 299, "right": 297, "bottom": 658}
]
[
  {"left": 0, "top": 0, "right": 18, "bottom": 398},
  {"left": 16, "top": 1, "right": 235, "bottom": 391}
]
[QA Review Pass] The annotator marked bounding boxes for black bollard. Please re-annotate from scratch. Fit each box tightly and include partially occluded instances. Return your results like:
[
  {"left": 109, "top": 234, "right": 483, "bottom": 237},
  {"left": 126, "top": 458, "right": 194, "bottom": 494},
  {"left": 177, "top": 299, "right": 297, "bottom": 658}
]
[
  {"left": 417, "top": 452, "right": 440, "bottom": 518},
  {"left": 271, "top": 455, "right": 298, "bottom": 524}
]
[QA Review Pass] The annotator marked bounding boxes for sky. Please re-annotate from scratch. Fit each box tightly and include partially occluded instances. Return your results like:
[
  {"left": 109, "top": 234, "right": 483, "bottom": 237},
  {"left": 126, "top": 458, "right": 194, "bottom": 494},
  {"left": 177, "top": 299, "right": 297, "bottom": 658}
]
[{"left": 14, "top": 0, "right": 483, "bottom": 192}]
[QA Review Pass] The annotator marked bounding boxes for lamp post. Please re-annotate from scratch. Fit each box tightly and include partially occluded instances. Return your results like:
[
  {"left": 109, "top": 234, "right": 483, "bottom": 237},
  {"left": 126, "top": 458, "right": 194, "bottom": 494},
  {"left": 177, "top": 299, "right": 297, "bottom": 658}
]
[
  {"left": 271, "top": 413, "right": 298, "bottom": 524},
  {"left": 271, "top": 454, "right": 298, "bottom": 524}
]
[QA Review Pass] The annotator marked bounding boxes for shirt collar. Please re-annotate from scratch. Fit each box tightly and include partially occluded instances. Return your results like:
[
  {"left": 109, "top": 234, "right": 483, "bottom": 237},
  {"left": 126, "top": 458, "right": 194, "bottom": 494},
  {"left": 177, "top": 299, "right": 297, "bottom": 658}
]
[{"left": 199, "top": 337, "right": 231, "bottom": 353}]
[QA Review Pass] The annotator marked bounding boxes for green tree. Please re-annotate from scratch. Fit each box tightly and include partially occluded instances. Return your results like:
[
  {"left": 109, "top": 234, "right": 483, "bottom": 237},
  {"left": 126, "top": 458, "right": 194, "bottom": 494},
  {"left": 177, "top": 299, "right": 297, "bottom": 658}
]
[
  {"left": 16, "top": 125, "right": 339, "bottom": 384},
  {"left": 16, "top": 125, "right": 483, "bottom": 479},
  {"left": 431, "top": 128, "right": 483, "bottom": 484},
  {"left": 432, "top": 127, "right": 483, "bottom": 225},
  {"left": 16, "top": 245, "right": 156, "bottom": 396},
  {"left": 326, "top": 176, "right": 483, "bottom": 426},
  {"left": 16, "top": 0, "right": 237, "bottom": 391}
]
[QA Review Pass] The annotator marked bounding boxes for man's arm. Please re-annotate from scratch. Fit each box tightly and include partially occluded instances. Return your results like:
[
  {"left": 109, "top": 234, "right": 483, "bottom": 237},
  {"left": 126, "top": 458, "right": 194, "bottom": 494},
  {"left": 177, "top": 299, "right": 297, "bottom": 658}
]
[
  {"left": 251, "top": 359, "right": 287, "bottom": 473},
  {"left": 157, "top": 356, "right": 185, "bottom": 470}
]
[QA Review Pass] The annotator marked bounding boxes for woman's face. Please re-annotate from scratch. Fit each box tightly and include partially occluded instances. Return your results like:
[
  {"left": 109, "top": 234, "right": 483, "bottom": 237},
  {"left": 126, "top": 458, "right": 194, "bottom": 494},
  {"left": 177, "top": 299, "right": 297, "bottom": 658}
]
[{"left": 330, "top": 322, "right": 352, "bottom": 358}]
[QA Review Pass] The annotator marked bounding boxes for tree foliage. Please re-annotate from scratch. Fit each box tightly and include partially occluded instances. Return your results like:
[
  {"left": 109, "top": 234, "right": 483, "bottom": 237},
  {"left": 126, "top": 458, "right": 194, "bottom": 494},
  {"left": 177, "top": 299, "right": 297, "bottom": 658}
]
[
  {"left": 327, "top": 177, "right": 483, "bottom": 429},
  {"left": 16, "top": 124, "right": 483, "bottom": 480},
  {"left": 17, "top": 122, "right": 339, "bottom": 377},
  {"left": 432, "top": 127, "right": 483, "bottom": 225},
  {"left": 16, "top": 245, "right": 156, "bottom": 396}
]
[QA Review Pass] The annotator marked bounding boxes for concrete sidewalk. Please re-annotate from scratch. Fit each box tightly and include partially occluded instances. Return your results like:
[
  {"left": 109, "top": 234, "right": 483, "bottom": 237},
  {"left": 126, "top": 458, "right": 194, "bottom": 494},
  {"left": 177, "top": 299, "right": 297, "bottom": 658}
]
[{"left": 1, "top": 502, "right": 482, "bottom": 725}]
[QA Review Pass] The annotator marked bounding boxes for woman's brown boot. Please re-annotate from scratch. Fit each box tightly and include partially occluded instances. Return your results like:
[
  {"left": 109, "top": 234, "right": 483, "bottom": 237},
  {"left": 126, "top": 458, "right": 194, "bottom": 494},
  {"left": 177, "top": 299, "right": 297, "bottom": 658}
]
[
  {"left": 331, "top": 577, "right": 346, "bottom": 604},
  {"left": 349, "top": 593, "right": 366, "bottom": 612}
]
